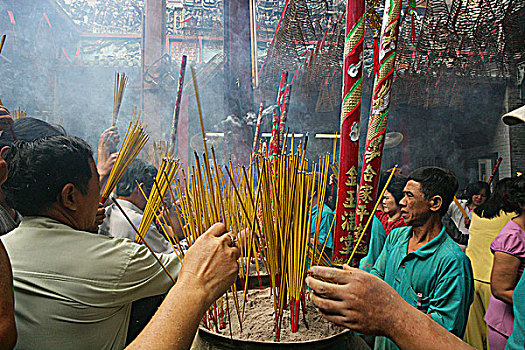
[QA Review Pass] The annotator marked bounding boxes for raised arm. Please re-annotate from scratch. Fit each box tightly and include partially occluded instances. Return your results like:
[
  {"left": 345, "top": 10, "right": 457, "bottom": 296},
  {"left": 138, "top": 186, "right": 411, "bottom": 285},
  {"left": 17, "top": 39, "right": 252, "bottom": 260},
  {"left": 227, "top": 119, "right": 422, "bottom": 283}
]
[
  {"left": 306, "top": 265, "right": 474, "bottom": 350},
  {"left": 0, "top": 241, "right": 16, "bottom": 350},
  {"left": 125, "top": 223, "right": 240, "bottom": 350},
  {"left": 490, "top": 251, "right": 521, "bottom": 305}
]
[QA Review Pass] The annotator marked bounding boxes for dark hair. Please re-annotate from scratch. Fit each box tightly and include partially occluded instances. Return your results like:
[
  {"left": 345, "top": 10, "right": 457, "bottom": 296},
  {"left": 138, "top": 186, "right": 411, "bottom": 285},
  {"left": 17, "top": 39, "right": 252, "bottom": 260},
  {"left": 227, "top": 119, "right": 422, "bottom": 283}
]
[
  {"left": 464, "top": 181, "right": 491, "bottom": 205},
  {"left": 500, "top": 177, "right": 525, "bottom": 215},
  {"left": 2, "top": 136, "right": 93, "bottom": 216},
  {"left": 474, "top": 177, "right": 515, "bottom": 219},
  {"left": 378, "top": 172, "right": 389, "bottom": 198},
  {"left": 0, "top": 117, "right": 66, "bottom": 147},
  {"left": 407, "top": 167, "right": 458, "bottom": 216},
  {"left": 116, "top": 159, "right": 157, "bottom": 197},
  {"left": 387, "top": 177, "right": 408, "bottom": 205}
]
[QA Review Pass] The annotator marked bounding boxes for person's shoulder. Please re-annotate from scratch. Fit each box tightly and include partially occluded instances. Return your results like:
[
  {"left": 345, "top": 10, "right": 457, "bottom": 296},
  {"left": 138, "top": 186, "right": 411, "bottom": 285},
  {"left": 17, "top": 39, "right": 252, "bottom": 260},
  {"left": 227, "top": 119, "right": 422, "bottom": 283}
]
[
  {"left": 375, "top": 211, "right": 387, "bottom": 220},
  {"left": 501, "top": 219, "right": 524, "bottom": 234},
  {"left": 491, "top": 220, "right": 525, "bottom": 253},
  {"left": 436, "top": 234, "right": 472, "bottom": 271},
  {"left": 383, "top": 226, "right": 410, "bottom": 246},
  {"left": 389, "top": 226, "right": 411, "bottom": 238}
]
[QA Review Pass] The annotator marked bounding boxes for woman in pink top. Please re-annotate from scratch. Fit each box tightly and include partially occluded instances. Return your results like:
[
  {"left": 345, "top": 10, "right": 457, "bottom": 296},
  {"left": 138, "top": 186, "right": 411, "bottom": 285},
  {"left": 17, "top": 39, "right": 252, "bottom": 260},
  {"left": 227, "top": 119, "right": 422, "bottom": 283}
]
[{"left": 485, "top": 177, "right": 525, "bottom": 350}]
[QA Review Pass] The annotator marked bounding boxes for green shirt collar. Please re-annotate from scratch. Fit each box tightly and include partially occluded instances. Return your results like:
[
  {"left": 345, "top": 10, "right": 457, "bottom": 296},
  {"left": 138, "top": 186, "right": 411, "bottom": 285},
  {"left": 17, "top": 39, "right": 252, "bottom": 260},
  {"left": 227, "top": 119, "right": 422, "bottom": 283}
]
[{"left": 403, "top": 225, "right": 447, "bottom": 258}]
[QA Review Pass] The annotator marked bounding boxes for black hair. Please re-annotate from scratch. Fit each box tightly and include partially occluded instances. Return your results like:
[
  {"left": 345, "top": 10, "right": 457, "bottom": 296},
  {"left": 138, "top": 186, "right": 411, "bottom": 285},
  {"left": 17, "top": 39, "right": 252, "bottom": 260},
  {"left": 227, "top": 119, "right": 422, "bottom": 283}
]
[
  {"left": 378, "top": 172, "right": 389, "bottom": 198},
  {"left": 474, "top": 177, "right": 515, "bottom": 219},
  {"left": 0, "top": 117, "right": 66, "bottom": 147},
  {"left": 464, "top": 181, "right": 491, "bottom": 205},
  {"left": 2, "top": 136, "right": 93, "bottom": 216},
  {"left": 500, "top": 177, "right": 525, "bottom": 216},
  {"left": 116, "top": 159, "right": 157, "bottom": 197},
  {"left": 387, "top": 177, "right": 408, "bottom": 205},
  {"left": 407, "top": 167, "right": 458, "bottom": 216}
]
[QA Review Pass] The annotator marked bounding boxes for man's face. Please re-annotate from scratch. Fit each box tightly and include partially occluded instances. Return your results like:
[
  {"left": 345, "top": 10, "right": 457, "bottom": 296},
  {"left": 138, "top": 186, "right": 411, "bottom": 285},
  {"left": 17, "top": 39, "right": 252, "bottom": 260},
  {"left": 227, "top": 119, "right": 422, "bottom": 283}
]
[
  {"left": 399, "top": 180, "right": 432, "bottom": 227},
  {"left": 76, "top": 160, "right": 101, "bottom": 231}
]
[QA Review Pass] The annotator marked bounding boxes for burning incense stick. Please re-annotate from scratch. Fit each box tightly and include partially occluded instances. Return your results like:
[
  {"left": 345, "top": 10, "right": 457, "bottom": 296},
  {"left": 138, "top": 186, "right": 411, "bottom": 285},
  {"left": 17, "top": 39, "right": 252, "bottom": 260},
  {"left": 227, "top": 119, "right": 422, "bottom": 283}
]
[
  {"left": 135, "top": 157, "right": 180, "bottom": 244},
  {"left": 488, "top": 157, "right": 502, "bottom": 185},
  {"left": 13, "top": 108, "right": 26, "bottom": 120},
  {"left": 0, "top": 35, "right": 5, "bottom": 55},
  {"left": 453, "top": 196, "right": 469, "bottom": 220},
  {"left": 112, "top": 72, "right": 128, "bottom": 127},
  {"left": 169, "top": 55, "right": 187, "bottom": 155}
]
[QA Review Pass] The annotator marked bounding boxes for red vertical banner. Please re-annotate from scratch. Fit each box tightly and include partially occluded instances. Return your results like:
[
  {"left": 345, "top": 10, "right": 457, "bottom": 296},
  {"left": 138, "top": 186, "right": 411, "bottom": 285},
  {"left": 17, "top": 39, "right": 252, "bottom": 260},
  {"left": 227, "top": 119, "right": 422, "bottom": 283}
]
[
  {"left": 332, "top": 0, "right": 366, "bottom": 265},
  {"left": 351, "top": 0, "right": 403, "bottom": 264}
]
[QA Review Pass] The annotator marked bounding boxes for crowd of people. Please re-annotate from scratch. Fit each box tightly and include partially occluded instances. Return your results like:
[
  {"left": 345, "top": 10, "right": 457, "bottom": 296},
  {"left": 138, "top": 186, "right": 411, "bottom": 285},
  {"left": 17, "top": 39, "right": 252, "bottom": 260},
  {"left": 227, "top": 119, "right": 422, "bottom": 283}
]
[{"left": 0, "top": 102, "right": 523, "bottom": 350}]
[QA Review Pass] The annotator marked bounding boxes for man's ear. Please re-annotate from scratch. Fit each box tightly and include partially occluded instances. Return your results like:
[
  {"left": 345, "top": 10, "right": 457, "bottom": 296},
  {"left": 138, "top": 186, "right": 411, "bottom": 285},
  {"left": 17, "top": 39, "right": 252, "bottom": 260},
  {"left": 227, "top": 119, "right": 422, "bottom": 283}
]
[
  {"left": 59, "top": 183, "right": 79, "bottom": 211},
  {"left": 0, "top": 146, "right": 10, "bottom": 158},
  {"left": 134, "top": 182, "right": 146, "bottom": 197},
  {"left": 429, "top": 195, "right": 443, "bottom": 213}
]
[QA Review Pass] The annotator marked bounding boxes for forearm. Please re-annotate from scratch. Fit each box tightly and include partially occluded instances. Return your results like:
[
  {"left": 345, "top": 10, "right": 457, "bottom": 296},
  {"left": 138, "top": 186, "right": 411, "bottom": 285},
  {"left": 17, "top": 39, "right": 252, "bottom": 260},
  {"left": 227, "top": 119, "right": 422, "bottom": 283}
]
[
  {"left": 0, "top": 243, "right": 16, "bottom": 350},
  {"left": 125, "top": 280, "right": 209, "bottom": 350},
  {"left": 0, "top": 320, "right": 17, "bottom": 350},
  {"left": 389, "top": 300, "right": 474, "bottom": 350}
]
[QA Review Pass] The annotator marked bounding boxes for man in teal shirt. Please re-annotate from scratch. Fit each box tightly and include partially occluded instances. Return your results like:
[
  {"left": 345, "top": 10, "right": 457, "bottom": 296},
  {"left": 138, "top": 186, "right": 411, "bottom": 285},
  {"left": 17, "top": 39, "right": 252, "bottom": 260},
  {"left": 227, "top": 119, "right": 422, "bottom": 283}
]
[{"left": 371, "top": 167, "right": 474, "bottom": 350}]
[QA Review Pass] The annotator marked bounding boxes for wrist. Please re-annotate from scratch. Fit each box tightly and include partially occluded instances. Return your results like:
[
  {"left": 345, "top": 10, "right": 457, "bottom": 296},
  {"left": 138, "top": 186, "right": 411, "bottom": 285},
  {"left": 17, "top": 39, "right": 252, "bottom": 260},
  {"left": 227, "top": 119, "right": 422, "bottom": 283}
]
[{"left": 176, "top": 273, "right": 212, "bottom": 311}]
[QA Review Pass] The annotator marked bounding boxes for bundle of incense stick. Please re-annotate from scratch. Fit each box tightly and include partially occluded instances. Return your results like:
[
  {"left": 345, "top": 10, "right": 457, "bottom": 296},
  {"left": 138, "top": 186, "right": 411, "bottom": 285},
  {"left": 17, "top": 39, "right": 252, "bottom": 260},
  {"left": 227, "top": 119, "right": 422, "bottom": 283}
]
[
  {"left": 166, "top": 68, "right": 330, "bottom": 338},
  {"left": 13, "top": 108, "right": 26, "bottom": 120},
  {"left": 151, "top": 141, "right": 168, "bottom": 168},
  {"left": 167, "top": 140, "right": 331, "bottom": 339},
  {"left": 135, "top": 157, "right": 180, "bottom": 246},
  {"left": 112, "top": 72, "right": 128, "bottom": 127},
  {"left": 100, "top": 120, "right": 149, "bottom": 204}
]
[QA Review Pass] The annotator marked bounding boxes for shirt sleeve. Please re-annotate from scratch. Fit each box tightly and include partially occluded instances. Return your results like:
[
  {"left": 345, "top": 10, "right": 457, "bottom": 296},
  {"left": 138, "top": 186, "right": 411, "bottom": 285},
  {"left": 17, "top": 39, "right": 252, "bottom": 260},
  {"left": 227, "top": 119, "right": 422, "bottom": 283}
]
[
  {"left": 322, "top": 210, "right": 335, "bottom": 249},
  {"left": 491, "top": 226, "right": 525, "bottom": 259},
  {"left": 370, "top": 225, "right": 398, "bottom": 279},
  {"left": 144, "top": 224, "right": 176, "bottom": 254},
  {"left": 114, "top": 243, "right": 182, "bottom": 304},
  {"left": 427, "top": 258, "right": 473, "bottom": 337},
  {"left": 360, "top": 217, "right": 387, "bottom": 273}
]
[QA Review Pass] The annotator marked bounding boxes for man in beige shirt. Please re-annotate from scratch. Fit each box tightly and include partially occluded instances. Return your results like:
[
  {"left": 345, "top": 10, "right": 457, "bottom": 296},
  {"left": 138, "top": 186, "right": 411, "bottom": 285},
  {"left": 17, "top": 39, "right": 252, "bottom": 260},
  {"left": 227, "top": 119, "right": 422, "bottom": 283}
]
[{"left": 1, "top": 136, "right": 181, "bottom": 350}]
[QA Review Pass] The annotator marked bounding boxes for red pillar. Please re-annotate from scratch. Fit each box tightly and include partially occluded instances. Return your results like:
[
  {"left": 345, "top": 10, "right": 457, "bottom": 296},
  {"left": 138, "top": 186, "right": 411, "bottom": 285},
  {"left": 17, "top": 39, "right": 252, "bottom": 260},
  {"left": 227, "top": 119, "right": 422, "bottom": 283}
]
[
  {"left": 223, "top": 0, "right": 254, "bottom": 165},
  {"left": 332, "top": 0, "right": 366, "bottom": 265},
  {"left": 142, "top": 0, "right": 167, "bottom": 140}
]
